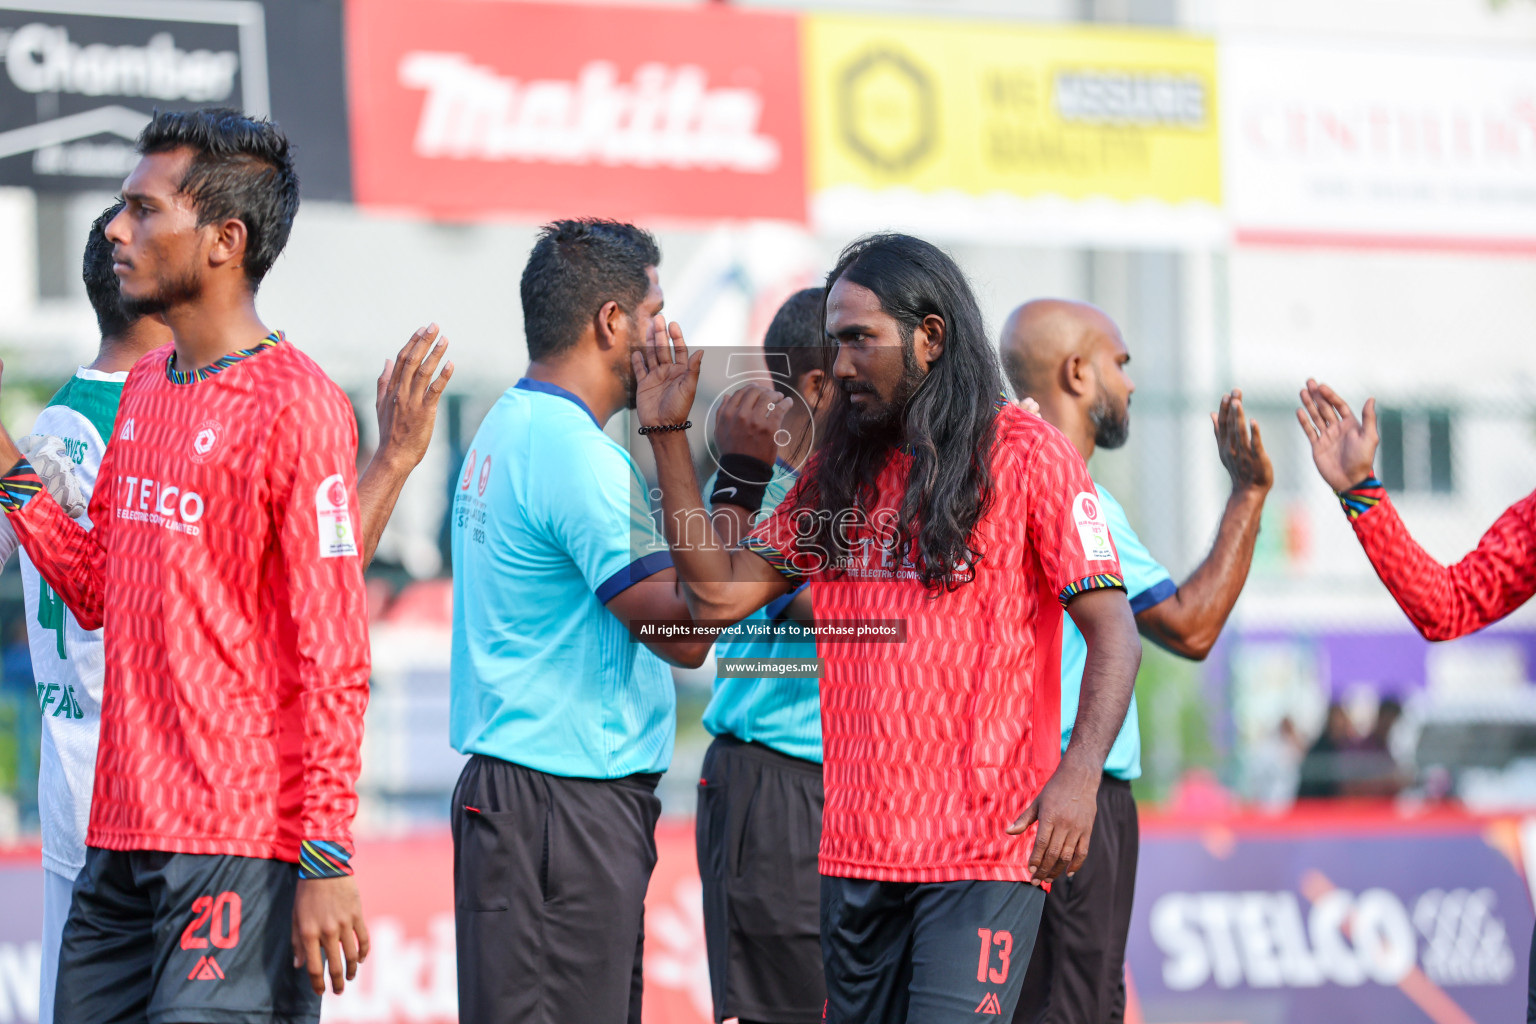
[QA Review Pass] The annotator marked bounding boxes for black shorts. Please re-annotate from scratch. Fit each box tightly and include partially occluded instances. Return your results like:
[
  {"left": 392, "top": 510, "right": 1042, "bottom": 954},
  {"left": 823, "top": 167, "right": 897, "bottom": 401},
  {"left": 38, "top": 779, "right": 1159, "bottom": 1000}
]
[
  {"left": 696, "top": 735, "right": 826, "bottom": 1023},
  {"left": 54, "top": 847, "right": 319, "bottom": 1024},
  {"left": 451, "top": 753, "right": 662, "bottom": 1024},
  {"left": 821, "top": 875, "right": 1046, "bottom": 1023},
  {"left": 1015, "top": 776, "right": 1138, "bottom": 1024}
]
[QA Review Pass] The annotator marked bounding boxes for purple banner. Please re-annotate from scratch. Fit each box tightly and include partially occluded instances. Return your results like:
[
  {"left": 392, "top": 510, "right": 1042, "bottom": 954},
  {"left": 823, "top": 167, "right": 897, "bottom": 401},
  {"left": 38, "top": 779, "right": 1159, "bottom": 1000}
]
[{"left": 1128, "top": 821, "right": 1532, "bottom": 1023}]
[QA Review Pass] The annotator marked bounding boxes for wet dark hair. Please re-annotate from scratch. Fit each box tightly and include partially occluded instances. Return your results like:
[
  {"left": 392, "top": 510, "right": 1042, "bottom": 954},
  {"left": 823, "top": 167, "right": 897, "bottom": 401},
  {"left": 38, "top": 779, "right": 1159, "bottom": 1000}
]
[
  {"left": 82, "top": 201, "right": 134, "bottom": 339},
  {"left": 521, "top": 219, "right": 661, "bottom": 362},
  {"left": 805, "top": 234, "right": 1002, "bottom": 593},
  {"left": 137, "top": 107, "right": 299, "bottom": 288},
  {"left": 763, "top": 287, "right": 833, "bottom": 389}
]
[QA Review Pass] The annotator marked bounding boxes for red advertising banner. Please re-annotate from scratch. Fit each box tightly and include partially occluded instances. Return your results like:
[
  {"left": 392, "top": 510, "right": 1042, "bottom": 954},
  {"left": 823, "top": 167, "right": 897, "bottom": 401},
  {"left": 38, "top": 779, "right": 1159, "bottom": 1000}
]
[{"left": 344, "top": 0, "right": 806, "bottom": 223}]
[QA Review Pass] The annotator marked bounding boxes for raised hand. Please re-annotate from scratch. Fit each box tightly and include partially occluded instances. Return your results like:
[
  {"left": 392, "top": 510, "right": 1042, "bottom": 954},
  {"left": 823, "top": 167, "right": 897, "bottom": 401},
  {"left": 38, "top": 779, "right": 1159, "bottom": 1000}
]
[
  {"left": 374, "top": 324, "right": 453, "bottom": 471},
  {"left": 1212, "top": 388, "right": 1272, "bottom": 495},
  {"left": 632, "top": 313, "right": 703, "bottom": 430},
  {"left": 1297, "top": 379, "right": 1378, "bottom": 492},
  {"left": 714, "top": 384, "right": 791, "bottom": 465}
]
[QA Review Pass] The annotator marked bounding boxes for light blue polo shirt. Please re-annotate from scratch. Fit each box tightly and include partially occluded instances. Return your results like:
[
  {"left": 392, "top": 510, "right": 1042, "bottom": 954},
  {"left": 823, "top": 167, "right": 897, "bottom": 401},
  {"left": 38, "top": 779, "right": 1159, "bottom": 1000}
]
[
  {"left": 700, "top": 461, "right": 822, "bottom": 764},
  {"left": 449, "top": 379, "right": 676, "bottom": 779},
  {"left": 1060, "top": 483, "right": 1176, "bottom": 781}
]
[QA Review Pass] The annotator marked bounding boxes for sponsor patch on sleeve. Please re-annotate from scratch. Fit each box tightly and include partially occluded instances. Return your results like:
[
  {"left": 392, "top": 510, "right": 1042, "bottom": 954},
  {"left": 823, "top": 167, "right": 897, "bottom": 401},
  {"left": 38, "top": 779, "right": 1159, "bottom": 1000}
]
[
  {"left": 315, "top": 473, "right": 358, "bottom": 559},
  {"left": 1072, "top": 491, "right": 1115, "bottom": 562}
]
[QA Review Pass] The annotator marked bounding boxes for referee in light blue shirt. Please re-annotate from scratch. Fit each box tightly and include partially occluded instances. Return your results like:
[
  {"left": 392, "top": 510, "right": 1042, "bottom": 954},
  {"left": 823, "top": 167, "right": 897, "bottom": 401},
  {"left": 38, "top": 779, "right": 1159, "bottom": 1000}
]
[
  {"left": 448, "top": 221, "right": 712, "bottom": 1024},
  {"left": 695, "top": 288, "right": 837, "bottom": 1024},
  {"left": 1002, "top": 300, "right": 1273, "bottom": 1024}
]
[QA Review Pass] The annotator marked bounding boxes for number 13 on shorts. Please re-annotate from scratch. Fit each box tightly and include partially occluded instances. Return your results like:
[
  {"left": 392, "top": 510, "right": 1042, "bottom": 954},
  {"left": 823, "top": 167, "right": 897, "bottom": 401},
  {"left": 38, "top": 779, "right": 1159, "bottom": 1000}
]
[{"left": 976, "top": 928, "right": 1013, "bottom": 984}]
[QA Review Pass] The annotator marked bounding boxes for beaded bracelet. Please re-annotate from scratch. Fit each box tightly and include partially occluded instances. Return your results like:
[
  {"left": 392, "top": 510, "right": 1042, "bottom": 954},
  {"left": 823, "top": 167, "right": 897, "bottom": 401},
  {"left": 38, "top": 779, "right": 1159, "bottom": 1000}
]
[{"left": 638, "top": 421, "right": 692, "bottom": 435}]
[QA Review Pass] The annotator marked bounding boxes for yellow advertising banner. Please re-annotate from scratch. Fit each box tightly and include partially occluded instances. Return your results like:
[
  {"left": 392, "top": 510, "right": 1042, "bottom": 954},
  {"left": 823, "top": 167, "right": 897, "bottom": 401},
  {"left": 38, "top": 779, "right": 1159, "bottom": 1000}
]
[{"left": 803, "top": 14, "right": 1220, "bottom": 231}]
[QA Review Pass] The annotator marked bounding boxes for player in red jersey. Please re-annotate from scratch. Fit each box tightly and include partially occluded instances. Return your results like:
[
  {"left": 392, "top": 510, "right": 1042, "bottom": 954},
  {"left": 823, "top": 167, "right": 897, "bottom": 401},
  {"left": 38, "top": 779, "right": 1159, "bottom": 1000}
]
[
  {"left": 0, "top": 109, "right": 448, "bottom": 1023},
  {"left": 1296, "top": 377, "right": 1536, "bottom": 1020},
  {"left": 636, "top": 234, "right": 1143, "bottom": 1022}
]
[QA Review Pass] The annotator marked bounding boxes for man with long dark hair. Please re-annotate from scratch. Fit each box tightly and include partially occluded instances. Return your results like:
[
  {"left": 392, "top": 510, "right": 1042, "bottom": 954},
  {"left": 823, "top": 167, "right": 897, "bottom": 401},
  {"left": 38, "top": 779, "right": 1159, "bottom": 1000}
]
[{"left": 636, "top": 234, "right": 1143, "bottom": 1022}]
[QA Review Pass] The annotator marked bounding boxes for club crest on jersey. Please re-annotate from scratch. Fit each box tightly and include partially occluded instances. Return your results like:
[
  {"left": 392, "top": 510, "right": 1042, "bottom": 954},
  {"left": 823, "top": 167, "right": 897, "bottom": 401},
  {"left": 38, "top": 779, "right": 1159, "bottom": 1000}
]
[
  {"left": 477, "top": 454, "right": 492, "bottom": 496},
  {"left": 315, "top": 473, "right": 358, "bottom": 559},
  {"left": 460, "top": 449, "right": 476, "bottom": 490},
  {"left": 1073, "top": 491, "right": 1115, "bottom": 561},
  {"left": 188, "top": 419, "right": 223, "bottom": 463}
]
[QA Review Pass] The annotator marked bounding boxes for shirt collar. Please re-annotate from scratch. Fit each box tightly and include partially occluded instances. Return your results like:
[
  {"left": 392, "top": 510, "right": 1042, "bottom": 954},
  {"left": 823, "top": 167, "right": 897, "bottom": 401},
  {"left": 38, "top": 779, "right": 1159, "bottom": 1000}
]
[{"left": 514, "top": 378, "right": 601, "bottom": 429}]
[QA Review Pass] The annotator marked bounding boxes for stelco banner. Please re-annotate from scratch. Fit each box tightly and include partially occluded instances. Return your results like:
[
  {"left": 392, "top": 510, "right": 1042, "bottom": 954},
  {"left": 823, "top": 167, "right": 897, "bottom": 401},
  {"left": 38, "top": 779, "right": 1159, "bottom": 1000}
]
[
  {"left": 345, "top": 0, "right": 806, "bottom": 223},
  {"left": 1128, "top": 812, "right": 1533, "bottom": 1023},
  {"left": 802, "top": 15, "right": 1223, "bottom": 246},
  {"left": 3, "top": 813, "right": 1531, "bottom": 1024}
]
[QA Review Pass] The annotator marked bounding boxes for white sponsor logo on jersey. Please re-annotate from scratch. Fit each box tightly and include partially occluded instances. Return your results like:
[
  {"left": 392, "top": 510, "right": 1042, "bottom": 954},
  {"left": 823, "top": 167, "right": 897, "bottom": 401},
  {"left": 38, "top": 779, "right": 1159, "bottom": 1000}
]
[
  {"left": 316, "top": 474, "right": 358, "bottom": 558},
  {"left": 117, "top": 475, "right": 204, "bottom": 535},
  {"left": 1072, "top": 491, "right": 1115, "bottom": 561}
]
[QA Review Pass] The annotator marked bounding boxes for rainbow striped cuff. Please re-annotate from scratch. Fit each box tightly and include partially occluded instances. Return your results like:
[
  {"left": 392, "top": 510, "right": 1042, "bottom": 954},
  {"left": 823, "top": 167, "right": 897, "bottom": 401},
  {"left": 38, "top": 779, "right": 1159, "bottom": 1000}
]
[
  {"left": 743, "top": 535, "right": 806, "bottom": 584},
  {"left": 298, "top": 839, "right": 354, "bottom": 879},
  {"left": 1338, "top": 476, "right": 1386, "bottom": 521},
  {"left": 1058, "top": 573, "right": 1126, "bottom": 607},
  {"left": 0, "top": 459, "right": 42, "bottom": 513}
]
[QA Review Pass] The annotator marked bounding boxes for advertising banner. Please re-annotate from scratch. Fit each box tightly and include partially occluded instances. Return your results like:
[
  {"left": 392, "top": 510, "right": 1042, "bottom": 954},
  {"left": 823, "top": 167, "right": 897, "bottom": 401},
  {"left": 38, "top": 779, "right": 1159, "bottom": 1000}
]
[
  {"left": 345, "top": 0, "right": 806, "bottom": 224},
  {"left": 1223, "top": 38, "right": 1536, "bottom": 253},
  {"left": 0, "top": 1, "right": 351, "bottom": 199},
  {"left": 802, "top": 15, "right": 1222, "bottom": 246},
  {"left": 0, "top": 1, "right": 265, "bottom": 190},
  {"left": 1129, "top": 812, "right": 1533, "bottom": 1023},
  {"left": 4, "top": 811, "right": 1531, "bottom": 1023}
]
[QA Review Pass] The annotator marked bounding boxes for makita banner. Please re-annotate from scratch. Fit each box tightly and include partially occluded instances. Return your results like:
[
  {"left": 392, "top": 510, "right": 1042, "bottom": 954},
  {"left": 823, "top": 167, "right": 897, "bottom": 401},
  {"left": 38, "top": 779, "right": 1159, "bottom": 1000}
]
[
  {"left": 1127, "top": 808, "right": 1534, "bottom": 1023},
  {"left": 344, "top": 0, "right": 806, "bottom": 223},
  {"left": 0, "top": 1, "right": 352, "bottom": 198}
]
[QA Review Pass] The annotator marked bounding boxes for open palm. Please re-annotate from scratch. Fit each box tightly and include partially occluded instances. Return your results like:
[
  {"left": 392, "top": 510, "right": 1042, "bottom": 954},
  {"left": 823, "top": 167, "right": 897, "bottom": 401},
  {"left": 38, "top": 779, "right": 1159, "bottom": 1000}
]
[
  {"left": 632, "top": 314, "right": 703, "bottom": 429},
  {"left": 1296, "top": 379, "right": 1378, "bottom": 492}
]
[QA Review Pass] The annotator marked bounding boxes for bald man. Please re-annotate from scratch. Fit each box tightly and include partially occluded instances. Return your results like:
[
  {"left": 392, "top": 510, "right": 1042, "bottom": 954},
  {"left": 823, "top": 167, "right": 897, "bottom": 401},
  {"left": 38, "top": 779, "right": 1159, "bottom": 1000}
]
[{"left": 1001, "top": 300, "right": 1272, "bottom": 1024}]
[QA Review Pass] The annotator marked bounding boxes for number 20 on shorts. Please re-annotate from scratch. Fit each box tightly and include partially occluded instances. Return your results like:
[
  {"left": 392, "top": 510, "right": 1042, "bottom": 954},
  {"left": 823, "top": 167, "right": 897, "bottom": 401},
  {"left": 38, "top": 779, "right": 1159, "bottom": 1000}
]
[{"left": 180, "top": 891, "right": 242, "bottom": 950}]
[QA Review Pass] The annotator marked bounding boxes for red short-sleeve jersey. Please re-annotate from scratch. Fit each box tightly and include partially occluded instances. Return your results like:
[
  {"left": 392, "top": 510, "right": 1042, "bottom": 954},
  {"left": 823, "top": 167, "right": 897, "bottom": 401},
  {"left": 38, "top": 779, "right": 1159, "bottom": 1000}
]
[{"left": 744, "top": 403, "right": 1124, "bottom": 883}]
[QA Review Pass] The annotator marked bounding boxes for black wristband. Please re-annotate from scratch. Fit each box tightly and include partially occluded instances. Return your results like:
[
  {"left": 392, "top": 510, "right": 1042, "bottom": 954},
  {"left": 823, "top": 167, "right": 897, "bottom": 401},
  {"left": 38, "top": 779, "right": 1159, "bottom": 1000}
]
[{"left": 711, "top": 453, "right": 774, "bottom": 511}]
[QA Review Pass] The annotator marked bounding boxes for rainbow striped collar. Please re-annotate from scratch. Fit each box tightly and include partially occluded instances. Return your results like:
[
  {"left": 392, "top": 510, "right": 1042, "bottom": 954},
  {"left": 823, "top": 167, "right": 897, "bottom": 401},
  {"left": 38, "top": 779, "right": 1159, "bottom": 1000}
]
[{"left": 166, "top": 331, "right": 283, "bottom": 385}]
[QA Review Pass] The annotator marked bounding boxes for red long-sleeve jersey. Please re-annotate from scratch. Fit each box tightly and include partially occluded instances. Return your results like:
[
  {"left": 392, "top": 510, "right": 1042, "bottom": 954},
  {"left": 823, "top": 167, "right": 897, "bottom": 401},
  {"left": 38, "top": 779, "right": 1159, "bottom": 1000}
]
[
  {"left": 5, "top": 334, "right": 371, "bottom": 865},
  {"left": 1349, "top": 484, "right": 1536, "bottom": 641}
]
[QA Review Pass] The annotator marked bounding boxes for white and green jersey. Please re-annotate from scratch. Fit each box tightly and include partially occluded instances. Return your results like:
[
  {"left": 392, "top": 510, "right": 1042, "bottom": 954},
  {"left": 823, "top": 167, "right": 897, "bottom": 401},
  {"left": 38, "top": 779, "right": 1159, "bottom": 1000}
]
[{"left": 0, "top": 368, "right": 126, "bottom": 878}]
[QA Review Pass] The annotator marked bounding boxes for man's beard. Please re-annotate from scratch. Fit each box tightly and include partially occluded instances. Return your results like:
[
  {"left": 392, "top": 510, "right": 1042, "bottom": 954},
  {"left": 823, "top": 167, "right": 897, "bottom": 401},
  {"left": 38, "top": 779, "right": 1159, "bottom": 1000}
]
[
  {"left": 1089, "top": 386, "right": 1130, "bottom": 450},
  {"left": 120, "top": 264, "right": 202, "bottom": 317},
  {"left": 615, "top": 351, "right": 639, "bottom": 410},
  {"left": 843, "top": 342, "right": 925, "bottom": 442}
]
